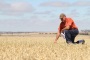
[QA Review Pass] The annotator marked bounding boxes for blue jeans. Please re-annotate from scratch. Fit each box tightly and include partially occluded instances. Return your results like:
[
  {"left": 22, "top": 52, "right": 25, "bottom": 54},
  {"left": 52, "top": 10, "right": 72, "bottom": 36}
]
[{"left": 64, "top": 29, "right": 79, "bottom": 44}]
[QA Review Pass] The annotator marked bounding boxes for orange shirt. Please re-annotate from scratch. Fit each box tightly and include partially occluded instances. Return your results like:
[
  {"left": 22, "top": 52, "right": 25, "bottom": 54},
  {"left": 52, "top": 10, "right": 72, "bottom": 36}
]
[{"left": 58, "top": 18, "right": 78, "bottom": 33}]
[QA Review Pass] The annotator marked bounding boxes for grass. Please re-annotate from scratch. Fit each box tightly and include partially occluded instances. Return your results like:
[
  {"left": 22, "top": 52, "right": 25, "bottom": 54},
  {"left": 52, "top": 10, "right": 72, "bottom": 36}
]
[{"left": 0, "top": 35, "right": 90, "bottom": 60}]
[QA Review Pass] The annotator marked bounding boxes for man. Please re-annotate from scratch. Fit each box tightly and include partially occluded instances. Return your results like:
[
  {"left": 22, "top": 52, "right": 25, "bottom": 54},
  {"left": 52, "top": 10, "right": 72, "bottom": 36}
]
[{"left": 54, "top": 13, "right": 85, "bottom": 44}]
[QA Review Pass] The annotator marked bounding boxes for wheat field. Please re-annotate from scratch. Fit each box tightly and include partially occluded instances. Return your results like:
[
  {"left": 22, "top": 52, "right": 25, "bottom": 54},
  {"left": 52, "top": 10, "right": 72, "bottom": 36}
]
[{"left": 0, "top": 34, "right": 90, "bottom": 60}]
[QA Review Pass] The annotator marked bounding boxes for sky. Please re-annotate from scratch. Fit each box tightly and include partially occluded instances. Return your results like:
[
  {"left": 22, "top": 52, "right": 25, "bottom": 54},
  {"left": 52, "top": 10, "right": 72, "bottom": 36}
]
[{"left": 0, "top": 0, "right": 90, "bottom": 32}]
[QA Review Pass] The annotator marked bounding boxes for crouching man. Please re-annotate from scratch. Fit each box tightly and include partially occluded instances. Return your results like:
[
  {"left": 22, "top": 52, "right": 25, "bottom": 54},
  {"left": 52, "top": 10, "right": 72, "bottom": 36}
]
[{"left": 54, "top": 13, "right": 85, "bottom": 44}]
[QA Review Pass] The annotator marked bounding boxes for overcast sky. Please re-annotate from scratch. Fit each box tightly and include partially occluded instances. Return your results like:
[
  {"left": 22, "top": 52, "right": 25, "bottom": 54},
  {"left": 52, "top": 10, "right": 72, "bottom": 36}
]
[{"left": 0, "top": 0, "right": 90, "bottom": 32}]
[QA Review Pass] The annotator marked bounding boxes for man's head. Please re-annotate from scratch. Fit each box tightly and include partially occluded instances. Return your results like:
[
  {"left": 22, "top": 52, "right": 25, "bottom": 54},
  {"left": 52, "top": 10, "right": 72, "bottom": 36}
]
[{"left": 60, "top": 13, "right": 66, "bottom": 22}]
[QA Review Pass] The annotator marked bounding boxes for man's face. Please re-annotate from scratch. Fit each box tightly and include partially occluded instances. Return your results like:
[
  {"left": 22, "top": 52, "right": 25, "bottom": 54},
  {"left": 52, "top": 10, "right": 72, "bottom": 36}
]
[{"left": 60, "top": 16, "right": 66, "bottom": 22}]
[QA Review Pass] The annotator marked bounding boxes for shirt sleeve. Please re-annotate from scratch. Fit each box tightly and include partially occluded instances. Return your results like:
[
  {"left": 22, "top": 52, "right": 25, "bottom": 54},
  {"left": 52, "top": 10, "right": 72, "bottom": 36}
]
[{"left": 58, "top": 23, "right": 62, "bottom": 33}]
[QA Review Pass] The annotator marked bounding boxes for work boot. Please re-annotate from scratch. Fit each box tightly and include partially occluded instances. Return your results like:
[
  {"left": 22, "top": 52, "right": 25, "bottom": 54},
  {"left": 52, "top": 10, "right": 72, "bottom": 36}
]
[{"left": 76, "top": 40, "right": 85, "bottom": 44}]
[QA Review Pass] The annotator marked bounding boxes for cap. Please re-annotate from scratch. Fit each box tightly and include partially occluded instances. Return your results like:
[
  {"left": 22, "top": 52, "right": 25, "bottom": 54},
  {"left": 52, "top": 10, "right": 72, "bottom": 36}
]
[{"left": 60, "top": 13, "right": 66, "bottom": 18}]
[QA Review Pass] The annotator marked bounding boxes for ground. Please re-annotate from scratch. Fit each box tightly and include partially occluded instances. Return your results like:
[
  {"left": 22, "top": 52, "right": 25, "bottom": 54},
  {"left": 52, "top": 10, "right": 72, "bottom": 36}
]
[{"left": 0, "top": 34, "right": 90, "bottom": 60}]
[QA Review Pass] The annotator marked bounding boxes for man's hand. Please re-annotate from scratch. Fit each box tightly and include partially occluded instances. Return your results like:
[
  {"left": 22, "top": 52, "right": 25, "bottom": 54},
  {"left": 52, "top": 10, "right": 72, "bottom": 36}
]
[
  {"left": 61, "top": 29, "right": 64, "bottom": 33},
  {"left": 54, "top": 41, "right": 57, "bottom": 43},
  {"left": 54, "top": 40, "right": 57, "bottom": 43}
]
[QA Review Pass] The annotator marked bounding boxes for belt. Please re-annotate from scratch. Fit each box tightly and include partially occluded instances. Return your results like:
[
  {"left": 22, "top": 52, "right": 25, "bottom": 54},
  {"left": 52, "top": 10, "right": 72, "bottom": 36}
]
[
  {"left": 73, "top": 28, "right": 78, "bottom": 29},
  {"left": 70, "top": 28, "right": 78, "bottom": 30}
]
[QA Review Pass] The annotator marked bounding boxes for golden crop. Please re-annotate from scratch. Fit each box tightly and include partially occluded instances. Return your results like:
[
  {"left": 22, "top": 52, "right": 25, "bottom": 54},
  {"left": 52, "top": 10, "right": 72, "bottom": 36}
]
[{"left": 0, "top": 35, "right": 90, "bottom": 60}]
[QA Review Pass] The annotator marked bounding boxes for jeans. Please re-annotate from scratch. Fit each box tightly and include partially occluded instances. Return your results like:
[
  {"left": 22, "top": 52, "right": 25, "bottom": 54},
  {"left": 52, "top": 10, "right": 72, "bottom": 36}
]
[{"left": 64, "top": 29, "right": 79, "bottom": 44}]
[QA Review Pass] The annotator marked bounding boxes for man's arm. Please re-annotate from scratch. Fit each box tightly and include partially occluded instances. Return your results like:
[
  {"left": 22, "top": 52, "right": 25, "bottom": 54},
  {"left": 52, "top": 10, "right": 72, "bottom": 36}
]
[
  {"left": 62, "top": 18, "right": 73, "bottom": 32},
  {"left": 54, "top": 30, "right": 61, "bottom": 43},
  {"left": 61, "top": 26, "right": 70, "bottom": 32}
]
